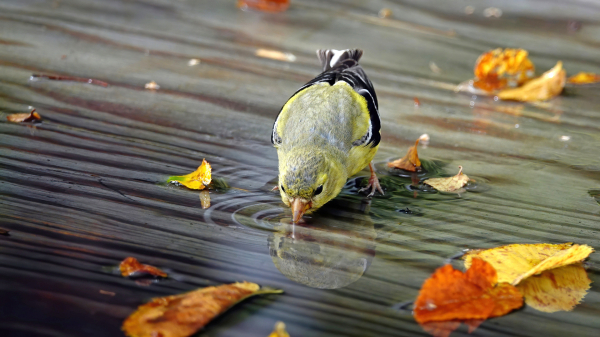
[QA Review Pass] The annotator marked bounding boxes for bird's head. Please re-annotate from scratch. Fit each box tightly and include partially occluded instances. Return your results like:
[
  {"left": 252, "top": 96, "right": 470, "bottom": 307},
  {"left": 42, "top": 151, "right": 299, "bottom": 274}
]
[{"left": 278, "top": 149, "right": 347, "bottom": 223}]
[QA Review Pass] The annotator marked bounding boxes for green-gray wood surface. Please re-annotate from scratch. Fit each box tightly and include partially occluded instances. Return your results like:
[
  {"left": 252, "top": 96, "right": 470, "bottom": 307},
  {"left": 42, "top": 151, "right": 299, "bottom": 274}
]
[{"left": 1, "top": 1, "right": 600, "bottom": 336}]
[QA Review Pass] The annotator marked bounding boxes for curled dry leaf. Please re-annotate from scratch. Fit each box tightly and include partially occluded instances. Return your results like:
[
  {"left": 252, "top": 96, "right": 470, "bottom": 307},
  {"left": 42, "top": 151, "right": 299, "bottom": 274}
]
[
  {"left": 387, "top": 139, "right": 422, "bottom": 172},
  {"left": 122, "top": 282, "right": 283, "bottom": 337},
  {"left": 473, "top": 48, "right": 535, "bottom": 92},
  {"left": 464, "top": 242, "right": 594, "bottom": 285},
  {"left": 496, "top": 61, "right": 566, "bottom": 102},
  {"left": 199, "top": 190, "right": 211, "bottom": 209},
  {"left": 516, "top": 264, "right": 591, "bottom": 313},
  {"left": 268, "top": 321, "right": 290, "bottom": 337},
  {"left": 168, "top": 158, "right": 212, "bottom": 190},
  {"left": 237, "top": 0, "right": 290, "bottom": 13},
  {"left": 414, "top": 258, "right": 523, "bottom": 324},
  {"left": 7, "top": 109, "right": 42, "bottom": 123},
  {"left": 119, "top": 257, "right": 167, "bottom": 278},
  {"left": 567, "top": 72, "right": 600, "bottom": 85},
  {"left": 424, "top": 166, "right": 470, "bottom": 192}
]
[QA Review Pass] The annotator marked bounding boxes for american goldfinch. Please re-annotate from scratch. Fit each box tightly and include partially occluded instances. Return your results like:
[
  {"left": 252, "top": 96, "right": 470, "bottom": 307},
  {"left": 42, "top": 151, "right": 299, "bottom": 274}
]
[{"left": 271, "top": 49, "right": 383, "bottom": 223}]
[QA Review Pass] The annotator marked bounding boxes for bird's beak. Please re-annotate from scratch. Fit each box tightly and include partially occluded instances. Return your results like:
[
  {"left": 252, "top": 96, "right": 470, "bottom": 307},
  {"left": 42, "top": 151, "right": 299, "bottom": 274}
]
[{"left": 291, "top": 198, "right": 310, "bottom": 223}]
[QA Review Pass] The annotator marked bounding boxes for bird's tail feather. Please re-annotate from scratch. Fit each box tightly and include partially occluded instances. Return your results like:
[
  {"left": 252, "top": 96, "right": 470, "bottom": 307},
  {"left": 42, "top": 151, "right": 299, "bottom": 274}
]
[{"left": 317, "top": 49, "right": 363, "bottom": 71}]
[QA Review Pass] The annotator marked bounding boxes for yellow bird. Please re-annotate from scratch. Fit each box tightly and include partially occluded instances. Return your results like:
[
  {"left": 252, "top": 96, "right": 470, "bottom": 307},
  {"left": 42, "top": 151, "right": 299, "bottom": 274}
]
[{"left": 271, "top": 49, "right": 383, "bottom": 222}]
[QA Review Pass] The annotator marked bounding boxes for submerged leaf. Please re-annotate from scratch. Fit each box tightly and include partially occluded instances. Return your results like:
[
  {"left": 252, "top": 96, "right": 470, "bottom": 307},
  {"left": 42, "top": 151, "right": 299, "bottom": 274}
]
[
  {"left": 199, "top": 190, "right": 211, "bottom": 209},
  {"left": 567, "top": 72, "right": 600, "bottom": 85},
  {"left": 423, "top": 166, "right": 470, "bottom": 192},
  {"left": 516, "top": 264, "right": 591, "bottom": 313},
  {"left": 496, "top": 61, "right": 566, "bottom": 102},
  {"left": 268, "top": 321, "right": 290, "bottom": 337},
  {"left": 7, "top": 109, "right": 42, "bottom": 123},
  {"left": 464, "top": 243, "right": 594, "bottom": 285},
  {"left": 414, "top": 258, "right": 523, "bottom": 323},
  {"left": 473, "top": 48, "right": 535, "bottom": 92},
  {"left": 123, "top": 282, "right": 282, "bottom": 337},
  {"left": 168, "top": 159, "right": 212, "bottom": 190},
  {"left": 119, "top": 257, "right": 167, "bottom": 278},
  {"left": 387, "top": 139, "right": 422, "bottom": 172}
]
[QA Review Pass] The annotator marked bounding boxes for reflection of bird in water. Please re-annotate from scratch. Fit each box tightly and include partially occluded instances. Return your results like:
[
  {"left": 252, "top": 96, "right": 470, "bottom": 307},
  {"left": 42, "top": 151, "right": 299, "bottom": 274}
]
[{"left": 268, "top": 199, "right": 376, "bottom": 289}]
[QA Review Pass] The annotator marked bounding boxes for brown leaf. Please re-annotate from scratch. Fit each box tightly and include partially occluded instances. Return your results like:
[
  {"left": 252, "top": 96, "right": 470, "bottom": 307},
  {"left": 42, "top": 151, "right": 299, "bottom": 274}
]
[
  {"left": 424, "top": 166, "right": 470, "bottom": 192},
  {"left": 414, "top": 258, "right": 523, "bottom": 323},
  {"left": 119, "top": 257, "right": 167, "bottom": 278},
  {"left": 567, "top": 72, "right": 600, "bottom": 85},
  {"left": 387, "top": 139, "right": 422, "bottom": 172},
  {"left": 496, "top": 61, "right": 566, "bottom": 102},
  {"left": 122, "top": 282, "right": 283, "bottom": 337},
  {"left": 7, "top": 109, "right": 42, "bottom": 123}
]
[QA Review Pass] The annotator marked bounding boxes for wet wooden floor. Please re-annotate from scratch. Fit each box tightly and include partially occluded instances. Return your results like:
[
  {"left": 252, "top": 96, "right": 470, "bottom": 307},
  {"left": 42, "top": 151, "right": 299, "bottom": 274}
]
[{"left": 1, "top": 1, "right": 600, "bottom": 336}]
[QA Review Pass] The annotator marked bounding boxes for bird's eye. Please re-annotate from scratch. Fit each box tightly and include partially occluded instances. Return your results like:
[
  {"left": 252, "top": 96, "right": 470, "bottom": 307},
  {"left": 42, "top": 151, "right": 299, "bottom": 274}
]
[
  {"left": 280, "top": 185, "right": 286, "bottom": 192},
  {"left": 314, "top": 185, "right": 323, "bottom": 196}
]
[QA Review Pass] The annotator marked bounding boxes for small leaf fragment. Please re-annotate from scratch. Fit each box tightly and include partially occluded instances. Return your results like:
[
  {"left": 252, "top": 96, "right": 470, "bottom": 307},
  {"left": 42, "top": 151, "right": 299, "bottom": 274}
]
[
  {"left": 424, "top": 166, "right": 470, "bottom": 192},
  {"left": 237, "top": 0, "right": 290, "bottom": 13},
  {"left": 387, "top": 139, "right": 422, "bottom": 172},
  {"left": 168, "top": 159, "right": 212, "bottom": 190},
  {"left": 496, "top": 61, "right": 566, "bottom": 102},
  {"left": 567, "top": 72, "right": 600, "bottom": 85},
  {"left": 414, "top": 258, "right": 523, "bottom": 323},
  {"left": 7, "top": 109, "right": 42, "bottom": 123},
  {"left": 122, "top": 282, "right": 283, "bottom": 337},
  {"left": 464, "top": 243, "right": 594, "bottom": 285},
  {"left": 119, "top": 257, "right": 167, "bottom": 278},
  {"left": 144, "top": 81, "right": 160, "bottom": 90},
  {"left": 516, "top": 264, "right": 591, "bottom": 313},
  {"left": 199, "top": 190, "right": 211, "bottom": 209},
  {"left": 268, "top": 321, "right": 290, "bottom": 337}
]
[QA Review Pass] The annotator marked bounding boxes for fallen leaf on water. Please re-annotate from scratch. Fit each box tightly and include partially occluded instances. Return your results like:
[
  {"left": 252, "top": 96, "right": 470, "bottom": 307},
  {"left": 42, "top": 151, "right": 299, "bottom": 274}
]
[
  {"left": 237, "top": 0, "right": 290, "bottom": 13},
  {"left": 199, "top": 190, "right": 211, "bottom": 209},
  {"left": 567, "top": 72, "right": 600, "bottom": 85},
  {"left": 424, "top": 166, "right": 470, "bottom": 192},
  {"left": 516, "top": 264, "right": 591, "bottom": 313},
  {"left": 268, "top": 321, "right": 290, "bottom": 337},
  {"left": 119, "top": 257, "right": 167, "bottom": 278},
  {"left": 144, "top": 81, "right": 160, "bottom": 90},
  {"left": 7, "top": 109, "right": 42, "bottom": 123},
  {"left": 419, "top": 319, "right": 482, "bottom": 337},
  {"left": 168, "top": 159, "right": 212, "bottom": 190},
  {"left": 123, "top": 282, "right": 283, "bottom": 337},
  {"left": 496, "top": 61, "right": 566, "bottom": 102},
  {"left": 414, "top": 258, "right": 523, "bottom": 324},
  {"left": 464, "top": 242, "right": 594, "bottom": 285},
  {"left": 378, "top": 8, "right": 392, "bottom": 19},
  {"left": 473, "top": 48, "right": 535, "bottom": 92},
  {"left": 387, "top": 138, "right": 422, "bottom": 172},
  {"left": 255, "top": 49, "right": 296, "bottom": 62}
]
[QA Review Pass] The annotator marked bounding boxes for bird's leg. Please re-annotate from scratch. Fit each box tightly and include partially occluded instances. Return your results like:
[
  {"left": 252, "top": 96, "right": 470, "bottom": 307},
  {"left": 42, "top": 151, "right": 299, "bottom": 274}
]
[{"left": 359, "top": 162, "right": 384, "bottom": 197}]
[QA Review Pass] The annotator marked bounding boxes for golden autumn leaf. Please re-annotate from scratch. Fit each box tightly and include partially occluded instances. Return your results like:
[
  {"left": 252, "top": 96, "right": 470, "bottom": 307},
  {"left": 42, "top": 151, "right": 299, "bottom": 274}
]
[
  {"left": 168, "top": 159, "right": 212, "bottom": 190},
  {"left": 123, "top": 282, "right": 283, "bottom": 337},
  {"left": 464, "top": 243, "right": 594, "bottom": 285},
  {"left": 268, "top": 321, "right": 290, "bottom": 337},
  {"left": 423, "top": 166, "right": 470, "bottom": 192},
  {"left": 516, "top": 264, "right": 591, "bottom": 313},
  {"left": 414, "top": 258, "right": 523, "bottom": 324},
  {"left": 473, "top": 48, "right": 535, "bottom": 92},
  {"left": 387, "top": 139, "right": 422, "bottom": 172},
  {"left": 119, "top": 257, "right": 167, "bottom": 278},
  {"left": 496, "top": 61, "right": 566, "bottom": 102},
  {"left": 567, "top": 72, "right": 600, "bottom": 85},
  {"left": 6, "top": 109, "right": 42, "bottom": 123}
]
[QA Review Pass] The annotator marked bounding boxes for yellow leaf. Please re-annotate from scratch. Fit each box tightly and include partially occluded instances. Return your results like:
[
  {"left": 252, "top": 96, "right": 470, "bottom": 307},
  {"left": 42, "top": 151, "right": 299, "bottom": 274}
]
[
  {"left": 168, "top": 158, "right": 212, "bottom": 190},
  {"left": 496, "top": 61, "right": 566, "bottom": 102},
  {"left": 473, "top": 48, "right": 535, "bottom": 92},
  {"left": 123, "top": 282, "right": 283, "bottom": 337},
  {"left": 567, "top": 72, "right": 600, "bottom": 85},
  {"left": 268, "top": 322, "right": 290, "bottom": 337},
  {"left": 423, "top": 166, "right": 470, "bottom": 192},
  {"left": 516, "top": 264, "right": 591, "bottom": 313},
  {"left": 464, "top": 243, "right": 594, "bottom": 285}
]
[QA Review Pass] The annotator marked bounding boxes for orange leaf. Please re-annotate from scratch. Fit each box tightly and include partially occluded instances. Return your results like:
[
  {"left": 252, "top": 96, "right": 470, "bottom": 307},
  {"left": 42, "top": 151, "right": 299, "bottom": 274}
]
[
  {"left": 387, "top": 139, "right": 422, "bottom": 172},
  {"left": 473, "top": 48, "right": 535, "bottom": 92},
  {"left": 414, "top": 258, "right": 523, "bottom": 324},
  {"left": 567, "top": 72, "right": 600, "bottom": 85},
  {"left": 168, "top": 158, "right": 212, "bottom": 190},
  {"left": 419, "top": 319, "right": 483, "bottom": 337},
  {"left": 496, "top": 61, "right": 566, "bottom": 102},
  {"left": 122, "top": 282, "right": 282, "bottom": 337},
  {"left": 237, "top": 0, "right": 289, "bottom": 12},
  {"left": 119, "top": 257, "right": 167, "bottom": 278},
  {"left": 6, "top": 109, "right": 42, "bottom": 123}
]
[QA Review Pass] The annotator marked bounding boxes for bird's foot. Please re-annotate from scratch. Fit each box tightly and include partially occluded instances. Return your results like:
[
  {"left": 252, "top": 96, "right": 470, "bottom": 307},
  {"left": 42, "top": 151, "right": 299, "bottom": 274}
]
[{"left": 359, "top": 174, "right": 384, "bottom": 197}]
